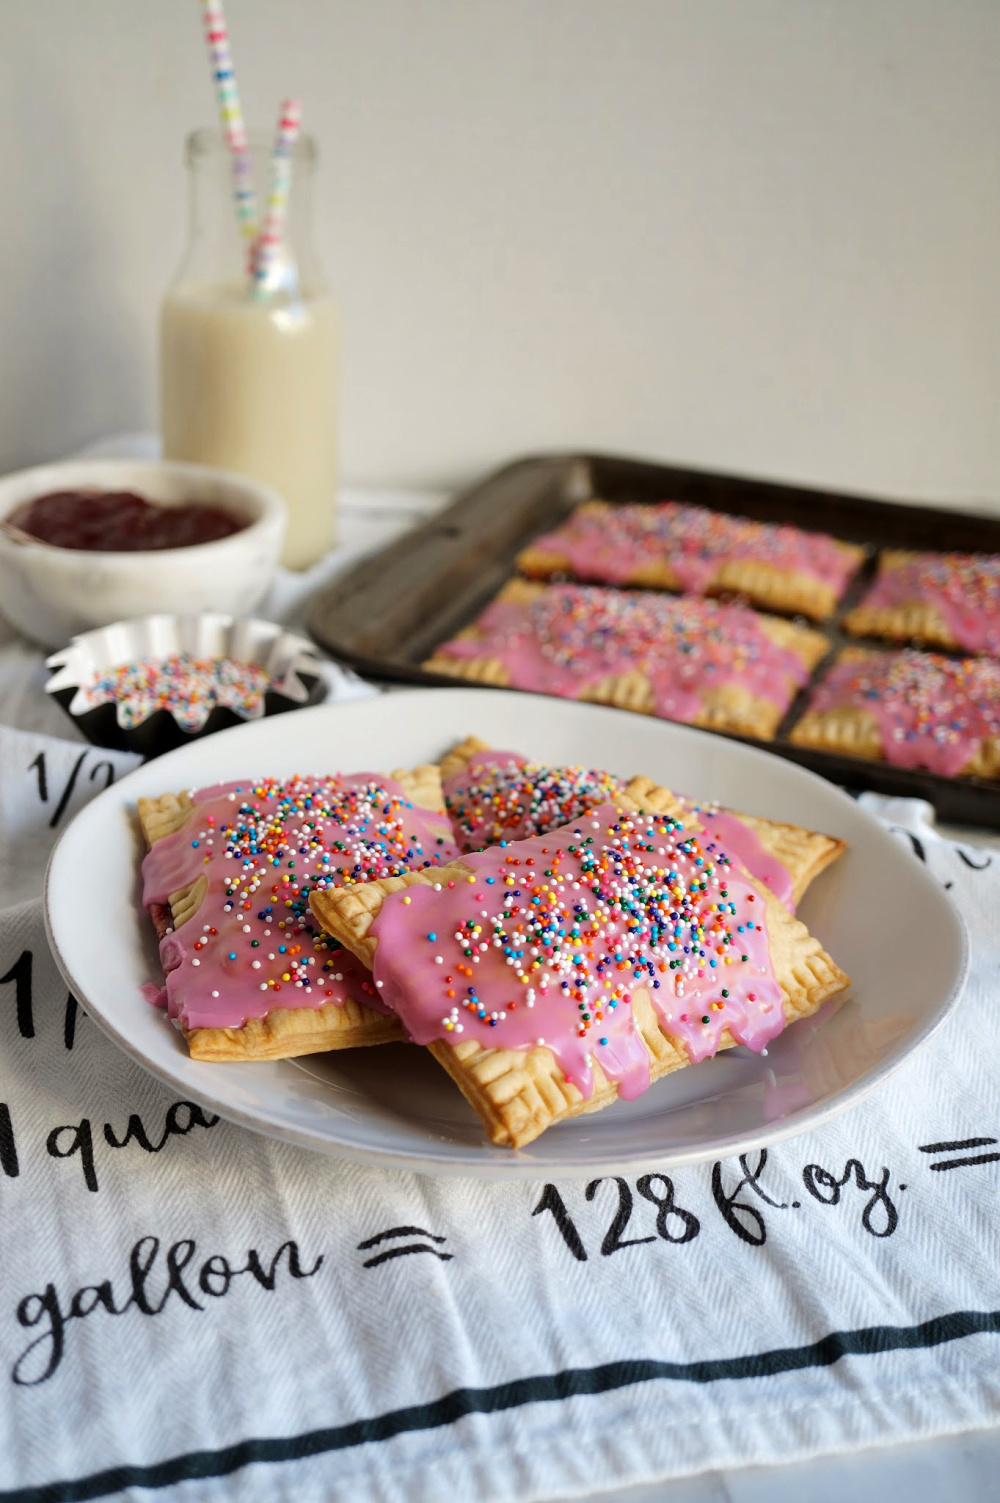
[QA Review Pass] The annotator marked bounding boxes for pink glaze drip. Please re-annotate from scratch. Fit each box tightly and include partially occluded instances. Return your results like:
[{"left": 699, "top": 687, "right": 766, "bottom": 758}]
[
  {"left": 437, "top": 585, "right": 811, "bottom": 725},
  {"left": 140, "top": 774, "right": 460, "bottom": 1032},
  {"left": 858, "top": 552, "right": 1000, "bottom": 655},
  {"left": 694, "top": 807, "right": 795, "bottom": 911},
  {"left": 369, "top": 802, "right": 785, "bottom": 1103},
  {"left": 443, "top": 748, "right": 624, "bottom": 852},
  {"left": 531, "top": 503, "right": 859, "bottom": 597},
  {"left": 806, "top": 651, "right": 1000, "bottom": 778},
  {"left": 140, "top": 982, "right": 168, "bottom": 1010}
]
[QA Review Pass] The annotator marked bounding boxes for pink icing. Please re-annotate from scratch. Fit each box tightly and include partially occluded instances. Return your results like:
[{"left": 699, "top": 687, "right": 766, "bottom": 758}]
[
  {"left": 530, "top": 502, "right": 859, "bottom": 597},
  {"left": 369, "top": 802, "right": 785, "bottom": 1104},
  {"left": 140, "top": 774, "right": 460, "bottom": 1032},
  {"left": 856, "top": 552, "right": 1000, "bottom": 655},
  {"left": 693, "top": 807, "right": 795, "bottom": 911},
  {"left": 805, "top": 651, "right": 1000, "bottom": 778},
  {"left": 437, "top": 585, "right": 812, "bottom": 725}
]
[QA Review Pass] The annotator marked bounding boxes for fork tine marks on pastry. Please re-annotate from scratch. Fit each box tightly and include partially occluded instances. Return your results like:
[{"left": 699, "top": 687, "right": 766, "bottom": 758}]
[
  {"left": 842, "top": 548, "right": 1000, "bottom": 655},
  {"left": 138, "top": 732, "right": 849, "bottom": 1150}
]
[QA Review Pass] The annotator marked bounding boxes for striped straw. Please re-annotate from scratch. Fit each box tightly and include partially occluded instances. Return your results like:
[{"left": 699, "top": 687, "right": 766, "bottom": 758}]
[
  {"left": 251, "top": 98, "right": 303, "bottom": 297},
  {"left": 200, "top": 0, "right": 258, "bottom": 248}
]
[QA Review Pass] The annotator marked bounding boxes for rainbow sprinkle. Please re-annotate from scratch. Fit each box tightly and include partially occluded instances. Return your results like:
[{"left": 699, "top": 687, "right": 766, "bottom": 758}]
[
  {"left": 80, "top": 653, "right": 272, "bottom": 732},
  {"left": 443, "top": 749, "right": 623, "bottom": 852},
  {"left": 854, "top": 551, "right": 1000, "bottom": 655}
]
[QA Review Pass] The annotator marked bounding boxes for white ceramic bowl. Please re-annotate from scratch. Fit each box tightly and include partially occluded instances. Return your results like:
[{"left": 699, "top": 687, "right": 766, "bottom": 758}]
[{"left": 0, "top": 459, "right": 287, "bottom": 648}]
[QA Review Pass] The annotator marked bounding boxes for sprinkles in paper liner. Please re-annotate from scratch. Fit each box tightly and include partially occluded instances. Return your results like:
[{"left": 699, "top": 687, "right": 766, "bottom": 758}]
[{"left": 45, "top": 613, "right": 327, "bottom": 757}]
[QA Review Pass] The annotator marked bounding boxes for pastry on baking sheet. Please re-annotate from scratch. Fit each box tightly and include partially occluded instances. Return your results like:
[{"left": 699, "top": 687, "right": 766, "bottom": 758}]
[
  {"left": 424, "top": 580, "right": 829, "bottom": 741},
  {"left": 310, "top": 787, "right": 849, "bottom": 1148},
  {"left": 842, "top": 549, "right": 1000, "bottom": 656},
  {"left": 138, "top": 767, "right": 461, "bottom": 1061},
  {"left": 789, "top": 647, "right": 1000, "bottom": 781},
  {"left": 440, "top": 737, "right": 844, "bottom": 910},
  {"left": 516, "top": 499, "right": 864, "bottom": 622}
]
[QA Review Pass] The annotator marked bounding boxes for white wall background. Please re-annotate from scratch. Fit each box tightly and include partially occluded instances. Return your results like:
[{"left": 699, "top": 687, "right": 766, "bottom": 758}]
[{"left": 1, "top": 0, "right": 998, "bottom": 503}]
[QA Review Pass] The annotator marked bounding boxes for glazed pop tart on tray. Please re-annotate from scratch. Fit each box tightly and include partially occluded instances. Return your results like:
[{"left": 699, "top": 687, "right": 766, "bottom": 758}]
[
  {"left": 310, "top": 782, "right": 849, "bottom": 1148},
  {"left": 424, "top": 579, "right": 829, "bottom": 741},
  {"left": 789, "top": 647, "right": 1000, "bottom": 781},
  {"left": 842, "top": 549, "right": 1000, "bottom": 656},
  {"left": 516, "top": 499, "right": 864, "bottom": 622}
]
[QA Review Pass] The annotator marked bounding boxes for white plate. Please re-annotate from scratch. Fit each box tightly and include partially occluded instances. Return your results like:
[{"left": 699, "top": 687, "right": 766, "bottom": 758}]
[{"left": 44, "top": 689, "right": 968, "bottom": 1177}]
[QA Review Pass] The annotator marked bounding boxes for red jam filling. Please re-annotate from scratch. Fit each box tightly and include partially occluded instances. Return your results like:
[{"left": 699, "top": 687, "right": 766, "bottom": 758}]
[{"left": 6, "top": 490, "right": 246, "bottom": 551}]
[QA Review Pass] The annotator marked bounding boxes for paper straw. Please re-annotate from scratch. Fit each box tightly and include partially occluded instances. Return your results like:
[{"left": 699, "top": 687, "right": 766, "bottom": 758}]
[
  {"left": 200, "top": 0, "right": 258, "bottom": 247},
  {"left": 251, "top": 98, "right": 303, "bottom": 297}
]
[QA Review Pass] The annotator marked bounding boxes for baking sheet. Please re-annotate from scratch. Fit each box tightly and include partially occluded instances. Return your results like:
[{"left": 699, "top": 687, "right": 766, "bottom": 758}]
[{"left": 308, "top": 451, "right": 1000, "bottom": 827}]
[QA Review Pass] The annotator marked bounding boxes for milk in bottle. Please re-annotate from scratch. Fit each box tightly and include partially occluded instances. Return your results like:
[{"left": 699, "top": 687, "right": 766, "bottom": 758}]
[{"left": 160, "top": 129, "right": 337, "bottom": 569}]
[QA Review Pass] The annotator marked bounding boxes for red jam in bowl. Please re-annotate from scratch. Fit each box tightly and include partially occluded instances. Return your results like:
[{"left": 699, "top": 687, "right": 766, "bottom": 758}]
[{"left": 5, "top": 490, "right": 247, "bottom": 551}]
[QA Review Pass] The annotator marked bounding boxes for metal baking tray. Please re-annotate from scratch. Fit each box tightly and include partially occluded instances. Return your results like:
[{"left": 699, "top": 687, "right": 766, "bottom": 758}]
[{"left": 308, "top": 451, "right": 1000, "bottom": 828}]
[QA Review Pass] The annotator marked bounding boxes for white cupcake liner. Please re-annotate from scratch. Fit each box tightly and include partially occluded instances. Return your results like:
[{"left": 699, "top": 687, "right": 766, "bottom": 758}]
[{"left": 45, "top": 613, "right": 327, "bottom": 757}]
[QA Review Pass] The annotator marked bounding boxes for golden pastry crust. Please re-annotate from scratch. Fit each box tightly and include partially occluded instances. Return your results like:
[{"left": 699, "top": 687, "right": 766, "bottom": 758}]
[
  {"left": 424, "top": 580, "right": 537, "bottom": 688},
  {"left": 516, "top": 499, "right": 865, "bottom": 621},
  {"left": 426, "top": 664, "right": 816, "bottom": 741},
  {"left": 136, "top": 791, "right": 194, "bottom": 845},
  {"left": 789, "top": 647, "right": 893, "bottom": 765},
  {"left": 391, "top": 763, "right": 449, "bottom": 813},
  {"left": 424, "top": 580, "right": 829, "bottom": 742},
  {"left": 136, "top": 764, "right": 446, "bottom": 853},
  {"left": 310, "top": 786, "right": 850, "bottom": 1148},
  {"left": 180, "top": 997, "right": 401, "bottom": 1062},
  {"left": 137, "top": 764, "right": 451, "bottom": 1061},
  {"left": 438, "top": 734, "right": 493, "bottom": 784},
  {"left": 842, "top": 551, "right": 955, "bottom": 648},
  {"left": 516, "top": 500, "right": 607, "bottom": 580}
]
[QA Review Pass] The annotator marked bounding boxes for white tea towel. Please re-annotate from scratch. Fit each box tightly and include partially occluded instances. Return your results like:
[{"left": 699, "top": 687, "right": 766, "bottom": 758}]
[{"left": 0, "top": 716, "right": 999, "bottom": 1503}]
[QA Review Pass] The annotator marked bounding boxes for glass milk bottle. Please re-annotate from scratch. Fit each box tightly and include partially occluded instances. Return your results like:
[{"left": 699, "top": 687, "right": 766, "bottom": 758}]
[{"left": 161, "top": 128, "right": 337, "bottom": 569}]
